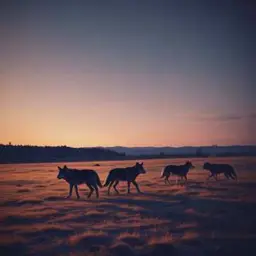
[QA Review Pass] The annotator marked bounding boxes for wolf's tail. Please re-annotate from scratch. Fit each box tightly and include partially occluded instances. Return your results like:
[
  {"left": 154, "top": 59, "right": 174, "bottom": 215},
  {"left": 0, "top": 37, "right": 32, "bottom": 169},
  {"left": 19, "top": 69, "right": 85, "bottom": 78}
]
[
  {"left": 95, "top": 173, "right": 103, "bottom": 188},
  {"left": 160, "top": 167, "right": 166, "bottom": 178},
  {"left": 103, "top": 173, "right": 112, "bottom": 187}
]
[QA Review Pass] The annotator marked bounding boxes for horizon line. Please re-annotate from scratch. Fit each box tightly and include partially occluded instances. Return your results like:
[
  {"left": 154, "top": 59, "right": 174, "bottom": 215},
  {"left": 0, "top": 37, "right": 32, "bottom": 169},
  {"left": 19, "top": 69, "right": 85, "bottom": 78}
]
[{"left": 1, "top": 143, "right": 256, "bottom": 148}]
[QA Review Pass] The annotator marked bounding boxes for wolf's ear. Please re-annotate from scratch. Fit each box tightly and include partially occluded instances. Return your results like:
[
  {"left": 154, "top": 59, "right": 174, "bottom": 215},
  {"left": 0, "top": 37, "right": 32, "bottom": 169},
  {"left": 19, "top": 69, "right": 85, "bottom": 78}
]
[
  {"left": 64, "top": 165, "right": 67, "bottom": 168},
  {"left": 58, "top": 166, "right": 61, "bottom": 170},
  {"left": 141, "top": 162, "right": 144, "bottom": 165}
]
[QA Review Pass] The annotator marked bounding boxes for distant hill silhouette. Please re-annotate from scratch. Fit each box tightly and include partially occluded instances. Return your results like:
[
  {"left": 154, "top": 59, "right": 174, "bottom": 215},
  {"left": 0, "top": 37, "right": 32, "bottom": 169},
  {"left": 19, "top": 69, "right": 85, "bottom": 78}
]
[
  {"left": 0, "top": 145, "right": 125, "bottom": 164},
  {"left": 0, "top": 144, "right": 255, "bottom": 164},
  {"left": 107, "top": 145, "right": 256, "bottom": 157}
]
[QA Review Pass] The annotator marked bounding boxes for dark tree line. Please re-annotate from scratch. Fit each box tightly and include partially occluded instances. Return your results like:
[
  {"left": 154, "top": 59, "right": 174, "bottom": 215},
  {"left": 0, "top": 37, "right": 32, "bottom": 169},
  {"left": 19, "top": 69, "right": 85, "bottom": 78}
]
[
  {"left": 0, "top": 144, "right": 255, "bottom": 164},
  {"left": 0, "top": 145, "right": 126, "bottom": 164}
]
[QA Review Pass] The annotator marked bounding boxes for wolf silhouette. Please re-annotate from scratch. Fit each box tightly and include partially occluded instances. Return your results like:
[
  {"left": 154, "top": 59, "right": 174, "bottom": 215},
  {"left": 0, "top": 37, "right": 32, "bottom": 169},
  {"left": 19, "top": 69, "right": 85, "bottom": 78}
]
[
  {"left": 57, "top": 165, "right": 102, "bottom": 198},
  {"left": 104, "top": 162, "right": 146, "bottom": 195},
  {"left": 161, "top": 161, "right": 195, "bottom": 184},
  {"left": 203, "top": 162, "right": 237, "bottom": 181}
]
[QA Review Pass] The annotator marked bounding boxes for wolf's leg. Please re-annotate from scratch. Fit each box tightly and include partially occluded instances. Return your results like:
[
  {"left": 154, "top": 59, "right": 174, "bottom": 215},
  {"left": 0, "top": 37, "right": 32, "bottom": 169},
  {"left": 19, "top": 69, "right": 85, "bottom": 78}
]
[
  {"left": 233, "top": 171, "right": 238, "bottom": 183},
  {"left": 92, "top": 184, "right": 99, "bottom": 198},
  {"left": 113, "top": 181, "right": 119, "bottom": 194},
  {"left": 87, "top": 184, "right": 94, "bottom": 198},
  {"left": 75, "top": 185, "right": 80, "bottom": 199},
  {"left": 205, "top": 173, "right": 212, "bottom": 184},
  {"left": 108, "top": 181, "right": 114, "bottom": 195},
  {"left": 166, "top": 176, "right": 171, "bottom": 185},
  {"left": 224, "top": 172, "right": 229, "bottom": 180},
  {"left": 230, "top": 173, "right": 235, "bottom": 180},
  {"left": 214, "top": 174, "right": 218, "bottom": 181},
  {"left": 132, "top": 181, "right": 141, "bottom": 193},
  {"left": 229, "top": 170, "right": 237, "bottom": 180},
  {"left": 66, "top": 184, "right": 73, "bottom": 198},
  {"left": 179, "top": 176, "right": 183, "bottom": 186},
  {"left": 184, "top": 175, "right": 188, "bottom": 185},
  {"left": 207, "top": 174, "right": 213, "bottom": 180},
  {"left": 127, "top": 181, "right": 131, "bottom": 194},
  {"left": 233, "top": 169, "right": 238, "bottom": 181}
]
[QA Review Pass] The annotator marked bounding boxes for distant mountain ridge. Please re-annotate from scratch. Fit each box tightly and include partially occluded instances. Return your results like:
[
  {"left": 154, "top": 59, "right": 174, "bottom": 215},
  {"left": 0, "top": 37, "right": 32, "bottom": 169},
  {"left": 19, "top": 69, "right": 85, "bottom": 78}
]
[
  {"left": 0, "top": 144, "right": 255, "bottom": 164},
  {"left": 107, "top": 145, "right": 256, "bottom": 156}
]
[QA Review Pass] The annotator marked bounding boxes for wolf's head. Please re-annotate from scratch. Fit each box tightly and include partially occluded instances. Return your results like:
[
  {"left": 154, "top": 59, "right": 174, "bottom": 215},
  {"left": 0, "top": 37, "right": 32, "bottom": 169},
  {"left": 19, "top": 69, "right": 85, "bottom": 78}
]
[
  {"left": 203, "top": 162, "right": 211, "bottom": 170},
  {"left": 57, "top": 165, "right": 68, "bottom": 179},
  {"left": 135, "top": 162, "right": 146, "bottom": 174},
  {"left": 185, "top": 161, "right": 195, "bottom": 169}
]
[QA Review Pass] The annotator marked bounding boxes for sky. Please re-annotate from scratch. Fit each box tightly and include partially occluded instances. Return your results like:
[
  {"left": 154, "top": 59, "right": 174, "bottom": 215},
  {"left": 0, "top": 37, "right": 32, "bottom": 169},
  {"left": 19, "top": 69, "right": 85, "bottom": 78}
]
[{"left": 1, "top": 0, "right": 255, "bottom": 147}]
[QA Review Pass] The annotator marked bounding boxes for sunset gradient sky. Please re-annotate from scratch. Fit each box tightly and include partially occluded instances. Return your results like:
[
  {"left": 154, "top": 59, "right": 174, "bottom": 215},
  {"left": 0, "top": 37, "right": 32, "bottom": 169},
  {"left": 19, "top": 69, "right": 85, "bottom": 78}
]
[{"left": 1, "top": 1, "right": 255, "bottom": 147}]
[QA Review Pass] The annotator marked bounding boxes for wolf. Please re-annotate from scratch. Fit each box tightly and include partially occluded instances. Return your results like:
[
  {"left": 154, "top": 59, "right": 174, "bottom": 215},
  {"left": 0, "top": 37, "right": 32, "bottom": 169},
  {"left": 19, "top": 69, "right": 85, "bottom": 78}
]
[
  {"left": 161, "top": 161, "right": 195, "bottom": 185},
  {"left": 104, "top": 162, "right": 146, "bottom": 195},
  {"left": 57, "top": 165, "right": 102, "bottom": 198},
  {"left": 203, "top": 162, "right": 237, "bottom": 181}
]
